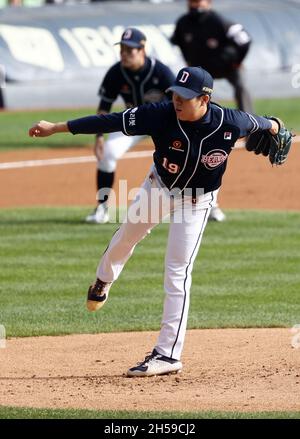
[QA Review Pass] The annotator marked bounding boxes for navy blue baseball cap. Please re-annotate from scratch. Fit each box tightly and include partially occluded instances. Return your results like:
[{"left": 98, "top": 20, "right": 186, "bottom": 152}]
[
  {"left": 115, "top": 28, "right": 146, "bottom": 49},
  {"left": 166, "top": 66, "right": 213, "bottom": 99}
]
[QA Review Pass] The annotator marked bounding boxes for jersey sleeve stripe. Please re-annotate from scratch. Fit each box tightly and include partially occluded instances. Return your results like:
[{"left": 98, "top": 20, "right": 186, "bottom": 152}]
[
  {"left": 122, "top": 109, "right": 131, "bottom": 136},
  {"left": 247, "top": 113, "right": 259, "bottom": 134}
]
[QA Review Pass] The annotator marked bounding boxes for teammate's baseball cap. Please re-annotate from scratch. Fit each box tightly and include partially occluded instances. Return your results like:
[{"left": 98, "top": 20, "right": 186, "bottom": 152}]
[
  {"left": 166, "top": 66, "right": 213, "bottom": 99},
  {"left": 115, "top": 28, "right": 146, "bottom": 49}
]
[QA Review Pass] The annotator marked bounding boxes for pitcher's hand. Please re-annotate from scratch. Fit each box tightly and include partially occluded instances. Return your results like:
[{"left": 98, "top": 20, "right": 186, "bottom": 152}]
[{"left": 29, "top": 121, "right": 68, "bottom": 137}]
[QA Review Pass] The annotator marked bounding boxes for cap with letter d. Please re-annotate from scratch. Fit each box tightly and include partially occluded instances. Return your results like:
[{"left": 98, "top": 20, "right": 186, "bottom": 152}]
[
  {"left": 166, "top": 66, "right": 214, "bottom": 99},
  {"left": 115, "top": 28, "right": 147, "bottom": 49}
]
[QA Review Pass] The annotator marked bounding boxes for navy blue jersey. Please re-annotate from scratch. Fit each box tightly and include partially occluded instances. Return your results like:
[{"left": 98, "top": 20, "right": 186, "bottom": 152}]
[
  {"left": 98, "top": 57, "right": 175, "bottom": 112},
  {"left": 68, "top": 102, "right": 272, "bottom": 193}
]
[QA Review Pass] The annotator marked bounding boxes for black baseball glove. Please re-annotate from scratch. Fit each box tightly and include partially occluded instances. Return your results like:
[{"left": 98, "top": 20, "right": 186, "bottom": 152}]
[{"left": 245, "top": 117, "right": 293, "bottom": 165}]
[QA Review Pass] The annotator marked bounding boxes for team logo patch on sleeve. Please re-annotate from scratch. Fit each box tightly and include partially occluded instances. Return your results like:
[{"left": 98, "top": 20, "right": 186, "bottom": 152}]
[{"left": 201, "top": 149, "right": 228, "bottom": 170}]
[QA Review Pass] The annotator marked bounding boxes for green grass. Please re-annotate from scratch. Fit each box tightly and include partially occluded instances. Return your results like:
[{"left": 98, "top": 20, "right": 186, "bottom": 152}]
[
  {"left": 0, "top": 98, "right": 299, "bottom": 152},
  {"left": 0, "top": 406, "right": 299, "bottom": 419},
  {"left": 222, "top": 97, "right": 300, "bottom": 131},
  {"left": 0, "top": 108, "right": 95, "bottom": 151},
  {"left": 0, "top": 207, "right": 299, "bottom": 338}
]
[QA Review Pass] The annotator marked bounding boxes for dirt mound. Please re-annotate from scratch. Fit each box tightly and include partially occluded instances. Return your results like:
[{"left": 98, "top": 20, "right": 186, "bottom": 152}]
[{"left": 1, "top": 329, "right": 299, "bottom": 412}]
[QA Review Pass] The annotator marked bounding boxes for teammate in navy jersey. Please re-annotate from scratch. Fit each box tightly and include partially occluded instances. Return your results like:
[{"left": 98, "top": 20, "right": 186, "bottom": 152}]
[
  {"left": 86, "top": 27, "right": 175, "bottom": 224},
  {"left": 29, "top": 66, "right": 281, "bottom": 377}
]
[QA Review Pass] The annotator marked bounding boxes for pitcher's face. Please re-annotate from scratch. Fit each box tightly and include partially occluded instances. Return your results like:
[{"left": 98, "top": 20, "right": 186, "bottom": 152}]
[{"left": 172, "top": 93, "right": 209, "bottom": 121}]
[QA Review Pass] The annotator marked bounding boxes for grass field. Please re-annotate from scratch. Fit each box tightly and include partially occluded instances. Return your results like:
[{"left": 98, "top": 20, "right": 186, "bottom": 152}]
[
  {"left": 0, "top": 406, "right": 299, "bottom": 419},
  {"left": 0, "top": 207, "right": 299, "bottom": 338},
  {"left": 0, "top": 97, "right": 299, "bottom": 152}
]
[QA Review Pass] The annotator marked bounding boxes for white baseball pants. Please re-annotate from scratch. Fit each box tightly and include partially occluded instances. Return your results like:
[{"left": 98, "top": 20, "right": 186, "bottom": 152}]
[
  {"left": 97, "top": 166, "right": 218, "bottom": 360},
  {"left": 98, "top": 132, "right": 146, "bottom": 173}
]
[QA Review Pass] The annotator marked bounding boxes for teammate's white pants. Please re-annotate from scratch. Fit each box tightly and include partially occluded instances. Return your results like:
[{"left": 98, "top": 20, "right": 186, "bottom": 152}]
[
  {"left": 96, "top": 166, "right": 218, "bottom": 360},
  {"left": 98, "top": 132, "right": 146, "bottom": 173}
]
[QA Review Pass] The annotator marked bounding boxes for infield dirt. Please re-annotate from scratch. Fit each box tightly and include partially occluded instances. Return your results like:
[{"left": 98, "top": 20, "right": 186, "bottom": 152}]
[
  {"left": 0, "top": 329, "right": 300, "bottom": 412},
  {"left": 0, "top": 140, "right": 300, "bottom": 210}
]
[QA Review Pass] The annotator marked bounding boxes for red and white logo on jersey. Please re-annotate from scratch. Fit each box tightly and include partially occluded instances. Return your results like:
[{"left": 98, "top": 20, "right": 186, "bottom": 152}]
[
  {"left": 173, "top": 140, "right": 182, "bottom": 149},
  {"left": 224, "top": 132, "right": 232, "bottom": 140},
  {"left": 201, "top": 149, "right": 228, "bottom": 170},
  {"left": 179, "top": 71, "right": 190, "bottom": 83}
]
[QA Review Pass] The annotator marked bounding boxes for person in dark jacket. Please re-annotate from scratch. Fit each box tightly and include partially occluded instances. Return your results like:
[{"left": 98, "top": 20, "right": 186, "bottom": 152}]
[{"left": 171, "top": 0, "right": 253, "bottom": 113}]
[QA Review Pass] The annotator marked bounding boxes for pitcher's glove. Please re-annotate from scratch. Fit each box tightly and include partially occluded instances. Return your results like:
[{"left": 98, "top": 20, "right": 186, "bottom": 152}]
[{"left": 245, "top": 117, "right": 293, "bottom": 165}]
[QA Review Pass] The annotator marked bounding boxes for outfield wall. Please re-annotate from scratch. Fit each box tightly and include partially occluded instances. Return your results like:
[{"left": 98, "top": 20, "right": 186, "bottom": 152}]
[{"left": 0, "top": 0, "right": 300, "bottom": 108}]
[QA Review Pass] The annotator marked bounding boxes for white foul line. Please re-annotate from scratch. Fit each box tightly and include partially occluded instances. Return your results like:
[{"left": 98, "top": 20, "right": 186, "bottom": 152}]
[
  {"left": 0, "top": 136, "right": 299, "bottom": 171},
  {"left": 0, "top": 150, "right": 153, "bottom": 170}
]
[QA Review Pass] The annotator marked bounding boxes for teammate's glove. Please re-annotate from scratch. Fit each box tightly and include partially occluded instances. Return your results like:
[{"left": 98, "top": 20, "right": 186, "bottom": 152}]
[{"left": 245, "top": 117, "right": 293, "bottom": 165}]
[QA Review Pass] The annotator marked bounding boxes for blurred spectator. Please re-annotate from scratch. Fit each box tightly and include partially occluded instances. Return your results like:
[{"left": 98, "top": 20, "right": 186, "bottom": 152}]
[
  {"left": 171, "top": 0, "right": 253, "bottom": 113},
  {"left": 8, "top": 0, "right": 23, "bottom": 6},
  {"left": 45, "top": 0, "right": 65, "bottom": 4}
]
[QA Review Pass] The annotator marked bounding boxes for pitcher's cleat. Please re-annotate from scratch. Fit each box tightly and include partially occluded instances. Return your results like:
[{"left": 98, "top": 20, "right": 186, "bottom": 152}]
[
  {"left": 86, "top": 278, "right": 112, "bottom": 311},
  {"left": 127, "top": 349, "right": 182, "bottom": 377}
]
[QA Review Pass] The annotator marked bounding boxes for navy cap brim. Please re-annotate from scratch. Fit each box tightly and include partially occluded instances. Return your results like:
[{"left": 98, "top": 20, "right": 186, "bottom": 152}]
[
  {"left": 114, "top": 41, "right": 144, "bottom": 48},
  {"left": 166, "top": 86, "right": 201, "bottom": 100}
]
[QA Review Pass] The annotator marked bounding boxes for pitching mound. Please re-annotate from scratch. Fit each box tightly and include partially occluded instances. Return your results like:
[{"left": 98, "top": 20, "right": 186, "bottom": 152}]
[{"left": 1, "top": 328, "right": 299, "bottom": 413}]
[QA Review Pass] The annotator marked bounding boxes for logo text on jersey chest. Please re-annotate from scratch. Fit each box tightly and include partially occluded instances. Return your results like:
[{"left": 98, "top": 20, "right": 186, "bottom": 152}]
[
  {"left": 201, "top": 149, "right": 228, "bottom": 170},
  {"left": 144, "top": 89, "right": 164, "bottom": 103}
]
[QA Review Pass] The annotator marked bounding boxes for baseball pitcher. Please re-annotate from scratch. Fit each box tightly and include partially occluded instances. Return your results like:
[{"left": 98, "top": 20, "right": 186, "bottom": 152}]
[{"left": 29, "top": 66, "right": 292, "bottom": 377}]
